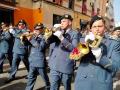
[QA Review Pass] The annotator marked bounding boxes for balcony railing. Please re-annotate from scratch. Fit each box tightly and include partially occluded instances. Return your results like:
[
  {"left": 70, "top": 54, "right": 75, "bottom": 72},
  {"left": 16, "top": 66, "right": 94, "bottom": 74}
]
[{"left": 0, "top": 0, "right": 16, "bottom": 6}]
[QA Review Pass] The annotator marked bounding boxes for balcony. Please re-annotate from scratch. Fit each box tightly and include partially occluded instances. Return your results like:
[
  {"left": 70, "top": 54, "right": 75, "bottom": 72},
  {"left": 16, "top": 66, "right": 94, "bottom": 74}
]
[{"left": 0, "top": 0, "right": 16, "bottom": 6}]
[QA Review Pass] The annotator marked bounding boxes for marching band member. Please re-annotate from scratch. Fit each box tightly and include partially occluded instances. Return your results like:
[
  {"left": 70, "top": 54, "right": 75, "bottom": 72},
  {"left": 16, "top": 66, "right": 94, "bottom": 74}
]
[
  {"left": 5, "top": 20, "right": 30, "bottom": 83},
  {"left": 109, "top": 26, "right": 120, "bottom": 41},
  {"left": 25, "top": 23, "right": 50, "bottom": 90},
  {"left": 48, "top": 14, "right": 79, "bottom": 90},
  {"left": 74, "top": 15, "right": 120, "bottom": 90},
  {"left": 0, "top": 22, "right": 11, "bottom": 73}
]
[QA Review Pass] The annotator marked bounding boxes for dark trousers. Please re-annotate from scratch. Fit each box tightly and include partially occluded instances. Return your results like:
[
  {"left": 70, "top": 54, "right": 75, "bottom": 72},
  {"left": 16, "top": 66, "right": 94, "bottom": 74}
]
[
  {"left": 50, "top": 70, "right": 72, "bottom": 90},
  {"left": 25, "top": 66, "right": 50, "bottom": 90},
  {"left": 9, "top": 53, "right": 29, "bottom": 78},
  {"left": 0, "top": 53, "right": 10, "bottom": 72}
]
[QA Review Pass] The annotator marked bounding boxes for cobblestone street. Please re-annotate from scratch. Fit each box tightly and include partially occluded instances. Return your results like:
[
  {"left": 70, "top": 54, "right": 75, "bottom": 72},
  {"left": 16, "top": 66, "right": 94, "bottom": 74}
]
[{"left": 0, "top": 63, "right": 120, "bottom": 90}]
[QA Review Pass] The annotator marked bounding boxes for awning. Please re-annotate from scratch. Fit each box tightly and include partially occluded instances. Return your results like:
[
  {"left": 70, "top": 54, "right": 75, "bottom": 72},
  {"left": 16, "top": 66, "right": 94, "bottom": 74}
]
[{"left": 0, "top": 3, "right": 19, "bottom": 10}]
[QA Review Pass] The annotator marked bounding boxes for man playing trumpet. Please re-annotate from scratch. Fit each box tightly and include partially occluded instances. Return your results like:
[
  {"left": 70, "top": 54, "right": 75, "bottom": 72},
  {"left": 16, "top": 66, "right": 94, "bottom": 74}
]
[
  {"left": 0, "top": 22, "right": 11, "bottom": 73},
  {"left": 74, "top": 15, "right": 120, "bottom": 90},
  {"left": 48, "top": 14, "right": 79, "bottom": 90},
  {"left": 5, "top": 20, "right": 30, "bottom": 83},
  {"left": 25, "top": 23, "right": 50, "bottom": 90}
]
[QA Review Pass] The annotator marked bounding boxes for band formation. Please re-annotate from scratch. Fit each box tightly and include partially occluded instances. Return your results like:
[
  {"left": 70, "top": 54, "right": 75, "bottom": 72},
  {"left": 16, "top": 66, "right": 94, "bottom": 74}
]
[{"left": 0, "top": 14, "right": 120, "bottom": 90}]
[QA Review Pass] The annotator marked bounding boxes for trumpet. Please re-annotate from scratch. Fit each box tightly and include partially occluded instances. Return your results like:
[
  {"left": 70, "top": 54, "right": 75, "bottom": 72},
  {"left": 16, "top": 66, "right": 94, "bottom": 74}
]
[
  {"left": 69, "top": 32, "right": 103, "bottom": 61},
  {"left": 44, "top": 28, "right": 53, "bottom": 40},
  {"left": 69, "top": 43, "right": 90, "bottom": 60},
  {"left": 20, "top": 32, "right": 34, "bottom": 44},
  {"left": 44, "top": 24, "right": 61, "bottom": 40},
  {"left": 85, "top": 32, "right": 103, "bottom": 48}
]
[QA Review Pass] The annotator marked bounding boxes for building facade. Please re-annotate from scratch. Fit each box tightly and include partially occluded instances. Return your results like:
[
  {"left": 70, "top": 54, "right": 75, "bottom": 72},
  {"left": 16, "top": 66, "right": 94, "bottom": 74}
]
[{"left": 0, "top": 0, "right": 106, "bottom": 30}]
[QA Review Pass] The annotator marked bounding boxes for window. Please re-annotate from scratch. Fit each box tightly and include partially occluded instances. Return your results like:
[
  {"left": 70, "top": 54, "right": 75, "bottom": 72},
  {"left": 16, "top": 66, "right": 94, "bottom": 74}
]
[
  {"left": 1, "top": 0, "right": 16, "bottom": 6},
  {"left": 53, "top": 14, "right": 62, "bottom": 25},
  {"left": 53, "top": 0, "right": 62, "bottom": 5},
  {"left": 90, "top": 2, "right": 94, "bottom": 16},
  {"left": 3, "top": 0, "right": 15, "bottom": 3},
  {"left": 82, "top": 0, "right": 87, "bottom": 14},
  {"left": 80, "top": 19, "right": 88, "bottom": 30},
  {"left": 0, "top": 9, "right": 14, "bottom": 25},
  {"left": 68, "top": 0, "right": 74, "bottom": 9}
]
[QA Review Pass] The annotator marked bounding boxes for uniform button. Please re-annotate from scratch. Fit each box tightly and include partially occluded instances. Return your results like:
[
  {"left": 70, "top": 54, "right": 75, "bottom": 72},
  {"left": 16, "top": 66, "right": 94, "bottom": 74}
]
[{"left": 84, "top": 75, "right": 87, "bottom": 78}]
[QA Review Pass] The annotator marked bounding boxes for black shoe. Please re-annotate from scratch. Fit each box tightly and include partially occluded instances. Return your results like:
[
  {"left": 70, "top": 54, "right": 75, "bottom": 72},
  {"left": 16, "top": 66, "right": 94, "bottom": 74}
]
[
  {"left": 25, "top": 75, "right": 28, "bottom": 79},
  {"left": 0, "top": 70, "right": 3, "bottom": 74},
  {"left": 8, "top": 70, "right": 11, "bottom": 73},
  {"left": 45, "top": 86, "right": 50, "bottom": 90},
  {"left": 4, "top": 78, "right": 15, "bottom": 83}
]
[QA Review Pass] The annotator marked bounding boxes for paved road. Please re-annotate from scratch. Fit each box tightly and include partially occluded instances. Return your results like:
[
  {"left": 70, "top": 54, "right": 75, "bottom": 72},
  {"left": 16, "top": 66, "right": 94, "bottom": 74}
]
[
  {"left": 0, "top": 64, "right": 74, "bottom": 90},
  {"left": 0, "top": 64, "right": 120, "bottom": 90}
]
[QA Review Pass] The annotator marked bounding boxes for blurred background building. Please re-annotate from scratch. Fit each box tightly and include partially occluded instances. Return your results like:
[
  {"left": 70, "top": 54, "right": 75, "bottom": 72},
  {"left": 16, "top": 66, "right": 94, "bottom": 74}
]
[
  {"left": 113, "top": 0, "right": 120, "bottom": 27},
  {"left": 0, "top": 0, "right": 115, "bottom": 30}
]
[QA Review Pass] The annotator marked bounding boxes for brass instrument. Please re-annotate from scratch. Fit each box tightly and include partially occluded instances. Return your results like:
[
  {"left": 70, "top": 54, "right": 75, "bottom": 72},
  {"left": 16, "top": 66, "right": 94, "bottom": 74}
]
[
  {"left": 87, "top": 35, "right": 102, "bottom": 48},
  {"left": 0, "top": 27, "right": 9, "bottom": 39},
  {"left": 44, "top": 24, "right": 61, "bottom": 40},
  {"left": 44, "top": 28, "right": 53, "bottom": 40},
  {"left": 69, "top": 32, "right": 103, "bottom": 61},
  {"left": 3, "top": 27, "right": 9, "bottom": 32},
  {"left": 85, "top": 32, "right": 103, "bottom": 48},
  {"left": 20, "top": 32, "right": 34, "bottom": 44},
  {"left": 69, "top": 43, "right": 90, "bottom": 60}
]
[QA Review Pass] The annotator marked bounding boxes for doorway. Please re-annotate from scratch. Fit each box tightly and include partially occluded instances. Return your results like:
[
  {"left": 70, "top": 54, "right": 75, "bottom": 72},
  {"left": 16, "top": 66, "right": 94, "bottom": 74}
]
[{"left": 0, "top": 8, "right": 14, "bottom": 25}]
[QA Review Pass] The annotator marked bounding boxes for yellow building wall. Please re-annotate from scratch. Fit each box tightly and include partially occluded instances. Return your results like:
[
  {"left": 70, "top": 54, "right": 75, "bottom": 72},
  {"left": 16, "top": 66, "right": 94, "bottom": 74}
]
[
  {"left": 14, "top": 0, "right": 91, "bottom": 30},
  {"left": 74, "top": 0, "right": 92, "bottom": 16},
  {"left": 99, "top": 0, "right": 108, "bottom": 16},
  {"left": 73, "top": 12, "right": 91, "bottom": 29},
  {"left": 42, "top": 2, "right": 73, "bottom": 28}
]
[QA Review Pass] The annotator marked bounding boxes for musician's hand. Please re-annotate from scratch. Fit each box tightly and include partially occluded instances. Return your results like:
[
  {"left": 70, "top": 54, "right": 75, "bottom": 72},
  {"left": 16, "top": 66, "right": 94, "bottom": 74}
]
[
  {"left": 85, "top": 32, "right": 95, "bottom": 42},
  {"left": 53, "top": 30, "right": 64, "bottom": 41},
  {"left": 9, "top": 28, "right": 15, "bottom": 34},
  {"left": 27, "top": 36, "right": 32, "bottom": 41}
]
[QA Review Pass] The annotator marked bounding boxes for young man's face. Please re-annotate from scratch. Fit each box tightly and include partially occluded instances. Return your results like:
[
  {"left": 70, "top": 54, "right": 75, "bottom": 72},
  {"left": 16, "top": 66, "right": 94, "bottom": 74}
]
[
  {"left": 34, "top": 29, "right": 43, "bottom": 36},
  {"left": 61, "top": 19, "right": 72, "bottom": 30},
  {"left": 112, "top": 30, "right": 120, "bottom": 37},
  {"left": 18, "top": 23, "right": 26, "bottom": 30},
  {"left": 91, "top": 20, "right": 105, "bottom": 36}
]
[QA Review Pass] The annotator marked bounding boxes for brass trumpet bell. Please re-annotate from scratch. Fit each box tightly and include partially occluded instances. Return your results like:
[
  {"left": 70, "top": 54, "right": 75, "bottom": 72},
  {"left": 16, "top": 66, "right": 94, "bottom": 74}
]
[
  {"left": 85, "top": 32, "right": 103, "bottom": 48},
  {"left": 69, "top": 43, "right": 90, "bottom": 60},
  {"left": 87, "top": 35, "right": 103, "bottom": 48},
  {"left": 44, "top": 28, "right": 53, "bottom": 40},
  {"left": 20, "top": 32, "right": 34, "bottom": 44}
]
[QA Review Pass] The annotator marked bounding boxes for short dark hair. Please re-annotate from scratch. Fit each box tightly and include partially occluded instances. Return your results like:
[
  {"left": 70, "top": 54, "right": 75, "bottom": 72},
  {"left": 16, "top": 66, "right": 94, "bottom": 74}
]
[
  {"left": 89, "top": 15, "right": 105, "bottom": 29},
  {"left": 61, "top": 14, "right": 73, "bottom": 21},
  {"left": 18, "top": 19, "right": 27, "bottom": 26},
  {"left": 113, "top": 26, "right": 120, "bottom": 31}
]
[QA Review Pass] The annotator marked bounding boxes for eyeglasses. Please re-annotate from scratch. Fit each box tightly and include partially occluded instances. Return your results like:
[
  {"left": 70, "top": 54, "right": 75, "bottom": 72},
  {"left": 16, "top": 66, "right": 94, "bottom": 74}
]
[{"left": 91, "top": 25, "right": 104, "bottom": 29}]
